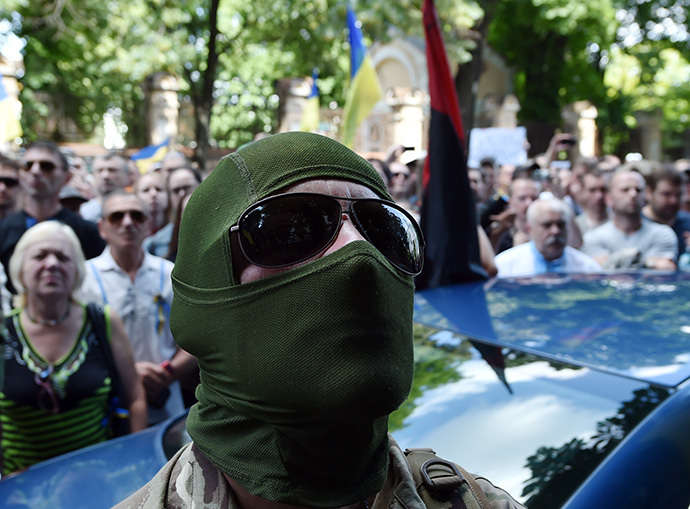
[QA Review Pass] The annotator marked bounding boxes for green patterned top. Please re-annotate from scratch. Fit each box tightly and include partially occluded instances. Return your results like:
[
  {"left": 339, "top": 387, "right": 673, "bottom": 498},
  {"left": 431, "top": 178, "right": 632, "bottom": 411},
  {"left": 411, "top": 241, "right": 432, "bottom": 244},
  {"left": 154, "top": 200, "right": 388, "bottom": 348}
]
[{"left": 0, "top": 305, "right": 112, "bottom": 474}]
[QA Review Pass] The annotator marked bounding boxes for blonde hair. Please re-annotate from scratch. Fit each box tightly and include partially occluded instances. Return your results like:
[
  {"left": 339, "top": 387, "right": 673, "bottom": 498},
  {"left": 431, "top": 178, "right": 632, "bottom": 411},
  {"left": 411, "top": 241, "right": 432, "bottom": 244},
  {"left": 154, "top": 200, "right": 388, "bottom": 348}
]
[{"left": 9, "top": 221, "right": 86, "bottom": 307}]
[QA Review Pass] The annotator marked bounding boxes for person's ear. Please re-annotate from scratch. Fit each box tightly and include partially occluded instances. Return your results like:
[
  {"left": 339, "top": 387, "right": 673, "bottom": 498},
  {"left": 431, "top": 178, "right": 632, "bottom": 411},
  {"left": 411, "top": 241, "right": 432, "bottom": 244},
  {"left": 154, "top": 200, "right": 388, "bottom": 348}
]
[{"left": 97, "top": 218, "right": 108, "bottom": 241}]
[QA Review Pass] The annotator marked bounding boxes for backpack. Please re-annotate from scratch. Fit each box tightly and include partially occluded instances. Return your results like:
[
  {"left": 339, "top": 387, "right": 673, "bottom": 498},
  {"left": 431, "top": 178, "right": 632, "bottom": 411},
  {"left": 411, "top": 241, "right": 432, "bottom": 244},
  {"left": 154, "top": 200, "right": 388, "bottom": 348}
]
[{"left": 405, "top": 447, "right": 492, "bottom": 509}]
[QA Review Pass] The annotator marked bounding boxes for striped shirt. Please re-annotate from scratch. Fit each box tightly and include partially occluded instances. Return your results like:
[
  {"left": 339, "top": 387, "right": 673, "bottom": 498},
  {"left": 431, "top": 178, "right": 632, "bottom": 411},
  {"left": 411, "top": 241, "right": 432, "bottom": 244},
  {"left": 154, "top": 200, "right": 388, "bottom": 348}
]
[{"left": 0, "top": 305, "right": 111, "bottom": 474}]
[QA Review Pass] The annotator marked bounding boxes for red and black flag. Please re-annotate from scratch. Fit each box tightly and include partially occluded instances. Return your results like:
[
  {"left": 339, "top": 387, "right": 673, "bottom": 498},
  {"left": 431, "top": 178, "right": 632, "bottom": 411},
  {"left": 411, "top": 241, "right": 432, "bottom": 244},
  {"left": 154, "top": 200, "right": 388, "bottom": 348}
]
[
  {"left": 418, "top": 0, "right": 511, "bottom": 393},
  {"left": 416, "top": 0, "right": 486, "bottom": 290}
]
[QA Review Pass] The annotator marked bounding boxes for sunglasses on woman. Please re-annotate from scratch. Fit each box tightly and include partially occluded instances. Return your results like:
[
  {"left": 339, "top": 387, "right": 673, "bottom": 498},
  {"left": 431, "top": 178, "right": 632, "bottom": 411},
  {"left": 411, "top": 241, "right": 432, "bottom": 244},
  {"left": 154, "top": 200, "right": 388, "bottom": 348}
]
[{"left": 230, "top": 193, "right": 425, "bottom": 276}]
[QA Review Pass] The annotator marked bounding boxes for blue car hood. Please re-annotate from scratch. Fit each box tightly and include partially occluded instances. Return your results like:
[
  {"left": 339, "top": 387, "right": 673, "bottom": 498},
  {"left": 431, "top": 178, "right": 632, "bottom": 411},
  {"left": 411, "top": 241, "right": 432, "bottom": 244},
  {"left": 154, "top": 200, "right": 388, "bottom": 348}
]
[{"left": 414, "top": 271, "right": 690, "bottom": 389}]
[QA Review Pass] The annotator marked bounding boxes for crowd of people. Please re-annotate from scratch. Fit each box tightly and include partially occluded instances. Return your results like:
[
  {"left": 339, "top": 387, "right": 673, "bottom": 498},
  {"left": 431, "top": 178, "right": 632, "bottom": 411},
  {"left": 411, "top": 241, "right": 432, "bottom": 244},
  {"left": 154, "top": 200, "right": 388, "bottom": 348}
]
[
  {"left": 470, "top": 134, "right": 690, "bottom": 277},
  {"left": 2, "top": 128, "right": 689, "bottom": 506},
  {"left": 0, "top": 134, "right": 529, "bottom": 508},
  {"left": 0, "top": 141, "right": 200, "bottom": 474}
]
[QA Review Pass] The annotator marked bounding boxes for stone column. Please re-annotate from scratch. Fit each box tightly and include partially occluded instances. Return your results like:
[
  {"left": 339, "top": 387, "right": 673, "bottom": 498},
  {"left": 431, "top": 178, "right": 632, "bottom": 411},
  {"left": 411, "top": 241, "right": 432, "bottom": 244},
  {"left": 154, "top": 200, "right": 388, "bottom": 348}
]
[
  {"left": 276, "top": 77, "right": 312, "bottom": 133},
  {"left": 143, "top": 72, "right": 180, "bottom": 146},
  {"left": 635, "top": 109, "right": 663, "bottom": 161},
  {"left": 563, "top": 101, "right": 598, "bottom": 157},
  {"left": 384, "top": 87, "right": 425, "bottom": 152},
  {"left": 495, "top": 94, "right": 520, "bottom": 128},
  {"left": 0, "top": 59, "right": 24, "bottom": 149}
]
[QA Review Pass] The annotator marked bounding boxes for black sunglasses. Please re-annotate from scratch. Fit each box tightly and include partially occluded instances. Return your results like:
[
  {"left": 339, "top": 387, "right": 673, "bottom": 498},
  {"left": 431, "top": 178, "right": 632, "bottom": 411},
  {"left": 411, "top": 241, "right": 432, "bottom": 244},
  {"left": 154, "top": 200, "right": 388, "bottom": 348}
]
[
  {"left": 0, "top": 177, "right": 19, "bottom": 187},
  {"left": 22, "top": 160, "right": 58, "bottom": 172},
  {"left": 230, "top": 193, "right": 425, "bottom": 275},
  {"left": 106, "top": 210, "right": 148, "bottom": 224}
]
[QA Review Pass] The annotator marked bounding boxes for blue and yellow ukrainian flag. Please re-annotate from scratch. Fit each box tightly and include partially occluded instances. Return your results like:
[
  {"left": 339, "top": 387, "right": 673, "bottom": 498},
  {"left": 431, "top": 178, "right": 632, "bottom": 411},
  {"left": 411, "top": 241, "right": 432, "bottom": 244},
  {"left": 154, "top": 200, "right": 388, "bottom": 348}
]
[
  {"left": 0, "top": 77, "right": 23, "bottom": 143},
  {"left": 300, "top": 69, "right": 320, "bottom": 132},
  {"left": 130, "top": 138, "right": 170, "bottom": 174},
  {"left": 341, "top": 6, "right": 383, "bottom": 147}
]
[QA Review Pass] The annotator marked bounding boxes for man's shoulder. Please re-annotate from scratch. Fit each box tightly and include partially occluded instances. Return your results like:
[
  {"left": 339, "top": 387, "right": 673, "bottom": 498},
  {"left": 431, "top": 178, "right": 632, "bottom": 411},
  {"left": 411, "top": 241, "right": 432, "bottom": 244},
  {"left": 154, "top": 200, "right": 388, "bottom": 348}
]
[
  {"left": 113, "top": 443, "right": 232, "bottom": 509},
  {"left": 79, "top": 198, "right": 102, "bottom": 221},
  {"left": 495, "top": 243, "right": 535, "bottom": 278},
  {"left": 563, "top": 246, "right": 601, "bottom": 269},
  {"left": 55, "top": 207, "right": 98, "bottom": 229},
  {"left": 495, "top": 242, "right": 531, "bottom": 262},
  {"left": 0, "top": 210, "right": 27, "bottom": 231},
  {"left": 584, "top": 220, "right": 616, "bottom": 239},
  {"left": 143, "top": 251, "right": 175, "bottom": 273},
  {"left": 674, "top": 210, "right": 690, "bottom": 230},
  {"left": 82, "top": 250, "right": 118, "bottom": 277},
  {"left": 641, "top": 218, "right": 676, "bottom": 238},
  {"left": 387, "top": 438, "right": 525, "bottom": 509}
]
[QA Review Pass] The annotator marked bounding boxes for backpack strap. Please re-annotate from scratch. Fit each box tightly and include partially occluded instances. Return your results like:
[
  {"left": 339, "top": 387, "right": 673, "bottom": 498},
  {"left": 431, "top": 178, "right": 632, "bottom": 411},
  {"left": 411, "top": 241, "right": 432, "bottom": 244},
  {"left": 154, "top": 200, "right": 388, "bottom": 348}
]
[
  {"left": 86, "top": 303, "right": 130, "bottom": 428},
  {"left": 404, "top": 447, "right": 492, "bottom": 509}
]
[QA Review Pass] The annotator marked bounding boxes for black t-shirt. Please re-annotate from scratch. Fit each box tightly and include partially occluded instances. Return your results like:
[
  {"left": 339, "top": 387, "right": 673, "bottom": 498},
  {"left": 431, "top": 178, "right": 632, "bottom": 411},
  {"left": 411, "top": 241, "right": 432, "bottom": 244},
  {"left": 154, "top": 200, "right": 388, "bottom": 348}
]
[{"left": 0, "top": 208, "right": 106, "bottom": 293}]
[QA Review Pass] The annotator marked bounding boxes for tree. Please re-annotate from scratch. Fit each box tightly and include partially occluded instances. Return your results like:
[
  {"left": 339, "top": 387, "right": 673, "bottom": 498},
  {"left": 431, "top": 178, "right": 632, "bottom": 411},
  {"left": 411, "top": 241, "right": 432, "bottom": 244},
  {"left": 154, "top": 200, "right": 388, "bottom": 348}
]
[
  {"left": 13, "top": 0, "right": 689, "bottom": 164},
  {"left": 486, "top": 1, "right": 617, "bottom": 152}
]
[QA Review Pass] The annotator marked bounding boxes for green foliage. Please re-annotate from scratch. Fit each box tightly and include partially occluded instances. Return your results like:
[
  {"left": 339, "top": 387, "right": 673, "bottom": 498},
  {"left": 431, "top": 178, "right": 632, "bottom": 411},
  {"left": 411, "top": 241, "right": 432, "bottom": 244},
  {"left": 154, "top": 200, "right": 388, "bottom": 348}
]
[
  {"left": 487, "top": 0, "right": 617, "bottom": 124},
  {"left": 522, "top": 386, "right": 669, "bottom": 508},
  {"left": 388, "top": 322, "right": 471, "bottom": 431},
  {"left": 3, "top": 0, "right": 484, "bottom": 150},
  {"left": 7, "top": 0, "right": 690, "bottom": 157}
]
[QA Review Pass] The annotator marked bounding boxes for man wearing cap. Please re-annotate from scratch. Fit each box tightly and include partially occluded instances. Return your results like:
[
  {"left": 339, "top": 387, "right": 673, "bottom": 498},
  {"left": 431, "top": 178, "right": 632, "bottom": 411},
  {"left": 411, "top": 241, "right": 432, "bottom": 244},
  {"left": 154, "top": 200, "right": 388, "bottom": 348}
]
[
  {"left": 59, "top": 185, "right": 88, "bottom": 214},
  {"left": 114, "top": 132, "right": 523, "bottom": 508}
]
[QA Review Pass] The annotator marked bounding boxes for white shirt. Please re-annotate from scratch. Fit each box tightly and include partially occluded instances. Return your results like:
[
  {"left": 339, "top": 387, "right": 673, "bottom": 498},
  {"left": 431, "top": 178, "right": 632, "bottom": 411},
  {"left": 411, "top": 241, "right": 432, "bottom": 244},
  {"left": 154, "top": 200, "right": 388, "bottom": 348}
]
[
  {"left": 496, "top": 241, "right": 602, "bottom": 278},
  {"left": 79, "top": 198, "right": 102, "bottom": 223},
  {"left": 78, "top": 247, "right": 184, "bottom": 424}
]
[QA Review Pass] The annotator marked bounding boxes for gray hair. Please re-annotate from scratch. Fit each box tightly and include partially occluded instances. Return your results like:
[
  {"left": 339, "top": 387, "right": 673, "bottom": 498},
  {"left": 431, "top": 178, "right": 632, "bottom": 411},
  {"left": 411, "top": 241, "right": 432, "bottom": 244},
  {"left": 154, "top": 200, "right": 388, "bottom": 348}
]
[
  {"left": 9, "top": 221, "right": 86, "bottom": 306},
  {"left": 526, "top": 197, "right": 572, "bottom": 226}
]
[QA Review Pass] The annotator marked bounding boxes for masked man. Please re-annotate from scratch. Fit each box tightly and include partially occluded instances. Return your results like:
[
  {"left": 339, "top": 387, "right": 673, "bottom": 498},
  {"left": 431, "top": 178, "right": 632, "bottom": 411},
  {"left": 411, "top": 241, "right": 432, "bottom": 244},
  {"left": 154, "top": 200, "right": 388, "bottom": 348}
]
[{"left": 115, "top": 132, "right": 523, "bottom": 509}]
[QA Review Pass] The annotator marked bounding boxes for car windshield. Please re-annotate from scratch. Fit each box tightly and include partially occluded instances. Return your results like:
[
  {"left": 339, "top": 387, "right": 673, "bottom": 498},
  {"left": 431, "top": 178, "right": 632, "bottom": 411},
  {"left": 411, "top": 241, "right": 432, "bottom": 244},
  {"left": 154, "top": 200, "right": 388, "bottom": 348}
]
[{"left": 390, "top": 327, "right": 669, "bottom": 508}]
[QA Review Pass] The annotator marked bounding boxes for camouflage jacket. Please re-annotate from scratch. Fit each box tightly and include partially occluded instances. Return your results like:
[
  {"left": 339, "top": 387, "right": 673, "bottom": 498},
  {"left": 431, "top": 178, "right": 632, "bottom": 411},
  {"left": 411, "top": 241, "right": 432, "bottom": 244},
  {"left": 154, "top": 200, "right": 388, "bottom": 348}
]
[{"left": 113, "top": 438, "right": 525, "bottom": 509}]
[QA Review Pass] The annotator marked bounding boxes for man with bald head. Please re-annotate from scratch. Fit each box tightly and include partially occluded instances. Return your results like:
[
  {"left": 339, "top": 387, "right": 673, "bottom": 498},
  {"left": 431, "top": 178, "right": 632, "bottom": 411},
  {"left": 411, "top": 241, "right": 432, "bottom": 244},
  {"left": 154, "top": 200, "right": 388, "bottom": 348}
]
[
  {"left": 582, "top": 170, "right": 677, "bottom": 269},
  {"left": 495, "top": 198, "right": 600, "bottom": 277}
]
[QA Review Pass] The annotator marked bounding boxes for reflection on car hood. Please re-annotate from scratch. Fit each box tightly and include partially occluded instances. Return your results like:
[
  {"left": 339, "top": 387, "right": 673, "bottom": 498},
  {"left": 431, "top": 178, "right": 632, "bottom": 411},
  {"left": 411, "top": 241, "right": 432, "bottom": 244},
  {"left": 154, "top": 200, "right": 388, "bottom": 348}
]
[{"left": 414, "top": 271, "right": 690, "bottom": 388}]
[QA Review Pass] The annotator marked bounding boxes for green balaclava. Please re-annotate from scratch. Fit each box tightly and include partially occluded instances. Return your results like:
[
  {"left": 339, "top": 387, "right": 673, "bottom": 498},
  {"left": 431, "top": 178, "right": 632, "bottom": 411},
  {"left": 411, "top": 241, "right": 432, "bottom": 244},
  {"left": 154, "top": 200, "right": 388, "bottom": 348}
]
[{"left": 171, "top": 132, "right": 415, "bottom": 507}]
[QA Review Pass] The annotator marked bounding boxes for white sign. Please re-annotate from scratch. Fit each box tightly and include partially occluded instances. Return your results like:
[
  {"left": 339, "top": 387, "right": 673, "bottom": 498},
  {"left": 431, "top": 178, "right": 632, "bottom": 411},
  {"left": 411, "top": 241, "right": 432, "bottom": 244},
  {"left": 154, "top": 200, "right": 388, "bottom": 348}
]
[{"left": 467, "top": 127, "right": 528, "bottom": 168}]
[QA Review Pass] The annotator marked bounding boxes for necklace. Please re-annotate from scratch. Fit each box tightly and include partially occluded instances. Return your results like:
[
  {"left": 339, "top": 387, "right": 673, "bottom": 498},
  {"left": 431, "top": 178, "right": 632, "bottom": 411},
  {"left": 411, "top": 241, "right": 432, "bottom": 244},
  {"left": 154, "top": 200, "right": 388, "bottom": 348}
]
[{"left": 26, "top": 302, "right": 71, "bottom": 327}]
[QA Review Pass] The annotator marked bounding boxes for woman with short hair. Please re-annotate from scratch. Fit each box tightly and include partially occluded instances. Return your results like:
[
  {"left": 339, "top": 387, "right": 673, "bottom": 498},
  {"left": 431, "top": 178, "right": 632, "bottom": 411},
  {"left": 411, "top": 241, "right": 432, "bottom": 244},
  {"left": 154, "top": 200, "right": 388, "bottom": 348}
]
[{"left": 0, "top": 221, "right": 146, "bottom": 475}]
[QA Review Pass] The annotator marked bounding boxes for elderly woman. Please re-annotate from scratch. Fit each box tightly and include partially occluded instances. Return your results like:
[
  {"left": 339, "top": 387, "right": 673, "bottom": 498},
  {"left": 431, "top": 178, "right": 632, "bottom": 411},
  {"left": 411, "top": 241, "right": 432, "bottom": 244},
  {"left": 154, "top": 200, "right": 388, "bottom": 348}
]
[{"left": 0, "top": 221, "right": 146, "bottom": 475}]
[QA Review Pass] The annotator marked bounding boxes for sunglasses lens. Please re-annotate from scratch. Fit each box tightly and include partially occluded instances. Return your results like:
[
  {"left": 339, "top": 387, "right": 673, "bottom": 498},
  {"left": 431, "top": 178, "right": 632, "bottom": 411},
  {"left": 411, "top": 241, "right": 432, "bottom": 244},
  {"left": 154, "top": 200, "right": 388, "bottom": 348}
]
[
  {"left": 239, "top": 195, "right": 341, "bottom": 267},
  {"left": 108, "top": 210, "right": 146, "bottom": 224},
  {"left": 130, "top": 211, "right": 146, "bottom": 223},
  {"left": 23, "top": 160, "right": 57, "bottom": 172},
  {"left": 352, "top": 201, "right": 424, "bottom": 275},
  {"left": 0, "top": 178, "right": 18, "bottom": 187},
  {"left": 108, "top": 212, "right": 125, "bottom": 223}
]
